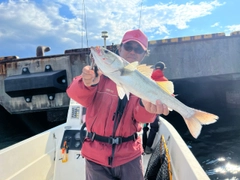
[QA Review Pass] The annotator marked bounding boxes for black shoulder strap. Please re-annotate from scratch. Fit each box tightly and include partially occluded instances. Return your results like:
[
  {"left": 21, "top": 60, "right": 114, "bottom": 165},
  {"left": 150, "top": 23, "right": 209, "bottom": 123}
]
[
  {"left": 80, "top": 122, "right": 86, "bottom": 144},
  {"left": 112, "top": 95, "right": 128, "bottom": 136},
  {"left": 109, "top": 95, "right": 128, "bottom": 165}
]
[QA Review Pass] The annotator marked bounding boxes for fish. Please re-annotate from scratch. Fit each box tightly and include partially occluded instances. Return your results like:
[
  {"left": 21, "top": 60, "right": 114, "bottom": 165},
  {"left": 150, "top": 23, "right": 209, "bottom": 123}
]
[{"left": 90, "top": 46, "right": 219, "bottom": 138}]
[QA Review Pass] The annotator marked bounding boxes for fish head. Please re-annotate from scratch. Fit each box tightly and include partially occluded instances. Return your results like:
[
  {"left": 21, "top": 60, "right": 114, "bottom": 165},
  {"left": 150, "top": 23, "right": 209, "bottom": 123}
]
[{"left": 90, "top": 46, "right": 127, "bottom": 74}]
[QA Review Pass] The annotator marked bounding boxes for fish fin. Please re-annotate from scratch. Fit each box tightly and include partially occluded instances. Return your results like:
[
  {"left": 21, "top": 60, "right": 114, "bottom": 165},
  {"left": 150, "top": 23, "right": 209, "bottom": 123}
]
[
  {"left": 183, "top": 109, "right": 219, "bottom": 138},
  {"left": 193, "top": 109, "right": 219, "bottom": 125},
  {"left": 126, "top": 92, "right": 130, "bottom": 100},
  {"left": 116, "top": 85, "right": 130, "bottom": 100},
  {"left": 121, "top": 61, "right": 139, "bottom": 76},
  {"left": 184, "top": 116, "right": 202, "bottom": 139},
  {"left": 156, "top": 81, "right": 174, "bottom": 95},
  {"left": 156, "top": 81, "right": 175, "bottom": 111},
  {"left": 124, "top": 61, "right": 139, "bottom": 70},
  {"left": 136, "top": 64, "right": 153, "bottom": 78},
  {"left": 116, "top": 85, "right": 125, "bottom": 99},
  {"left": 122, "top": 62, "right": 153, "bottom": 78}
]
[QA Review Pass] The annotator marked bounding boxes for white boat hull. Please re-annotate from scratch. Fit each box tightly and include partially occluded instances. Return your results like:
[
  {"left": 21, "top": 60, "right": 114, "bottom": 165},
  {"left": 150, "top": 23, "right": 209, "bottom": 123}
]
[{"left": 0, "top": 99, "right": 209, "bottom": 180}]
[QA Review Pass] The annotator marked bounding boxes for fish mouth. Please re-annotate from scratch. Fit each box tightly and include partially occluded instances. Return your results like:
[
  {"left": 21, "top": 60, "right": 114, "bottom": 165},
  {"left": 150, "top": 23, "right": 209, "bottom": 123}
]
[{"left": 91, "top": 46, "right": 116, "bottom": 68}]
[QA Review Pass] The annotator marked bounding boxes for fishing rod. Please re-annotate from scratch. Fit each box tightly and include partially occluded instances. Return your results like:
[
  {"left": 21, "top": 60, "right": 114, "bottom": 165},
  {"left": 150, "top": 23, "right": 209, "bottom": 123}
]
[{"left": 138, "top": 0, "right": 143, "bottom": 29}]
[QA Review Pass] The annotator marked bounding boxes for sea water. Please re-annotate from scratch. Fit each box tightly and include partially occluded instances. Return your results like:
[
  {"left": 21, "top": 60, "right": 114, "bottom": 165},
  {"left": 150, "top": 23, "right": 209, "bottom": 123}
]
[{"left": 1, "top": 104, "right": 240, "bottom": 179}]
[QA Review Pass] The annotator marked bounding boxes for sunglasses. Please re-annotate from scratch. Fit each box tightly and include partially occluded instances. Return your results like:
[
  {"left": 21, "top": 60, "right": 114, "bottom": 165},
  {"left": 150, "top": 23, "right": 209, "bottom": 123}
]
[{"left": 123, "top": 43, "right": 145, "bottom": 54}]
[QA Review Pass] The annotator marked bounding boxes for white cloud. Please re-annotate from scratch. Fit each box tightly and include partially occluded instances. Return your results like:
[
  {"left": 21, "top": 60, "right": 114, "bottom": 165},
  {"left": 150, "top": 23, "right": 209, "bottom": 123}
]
[
  {"left": 225, "top": 24, "right": 240, "bottom": 35},
  {"left": 211, "top": 22, "right": 220, "bottom": 27},
  {"left": 51, "top": 0, "right": 224, "bottom": 41},
  {"left": 0, "top": 0, "right": 228, "bottom": 57}
]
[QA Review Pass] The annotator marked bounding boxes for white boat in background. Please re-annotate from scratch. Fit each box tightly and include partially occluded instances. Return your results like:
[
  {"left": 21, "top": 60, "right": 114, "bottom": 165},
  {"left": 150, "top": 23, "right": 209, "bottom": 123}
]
[{"left": 0, "top": 99, "right": 210, "bottom": 180}]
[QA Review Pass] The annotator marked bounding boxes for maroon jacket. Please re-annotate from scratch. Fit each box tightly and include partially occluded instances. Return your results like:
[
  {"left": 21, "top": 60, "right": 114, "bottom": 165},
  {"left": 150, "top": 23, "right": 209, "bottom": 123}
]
[{"left": 66, "top": 75, "right": 156, "bottom": 167}]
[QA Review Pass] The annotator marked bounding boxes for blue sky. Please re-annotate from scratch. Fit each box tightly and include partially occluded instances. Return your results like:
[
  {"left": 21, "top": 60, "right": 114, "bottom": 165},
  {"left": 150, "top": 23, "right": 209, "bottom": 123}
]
[{"left": 0, "top": 0, "right": 239, "bottom": 58}]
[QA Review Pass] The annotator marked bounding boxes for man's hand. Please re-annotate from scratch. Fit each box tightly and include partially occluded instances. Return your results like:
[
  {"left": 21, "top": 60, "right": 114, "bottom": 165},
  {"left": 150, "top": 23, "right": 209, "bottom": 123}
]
[
  {"left": 141, "top": 99, "right": 169, "bottom": 116},
  {"left": 82, "top": 65, "right": 102, "bottom": 87}
]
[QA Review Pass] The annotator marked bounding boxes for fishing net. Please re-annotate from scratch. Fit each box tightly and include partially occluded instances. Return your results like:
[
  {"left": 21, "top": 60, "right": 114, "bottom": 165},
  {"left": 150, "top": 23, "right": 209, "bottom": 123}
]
[{"left": 144, "top": 135, "right": 172, "bottom": 180}]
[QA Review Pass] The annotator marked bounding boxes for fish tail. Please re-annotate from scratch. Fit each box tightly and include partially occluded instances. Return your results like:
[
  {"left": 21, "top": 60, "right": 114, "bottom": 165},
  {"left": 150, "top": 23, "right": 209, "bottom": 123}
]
[{"left": 183, "top": 109, "right": 219, "bottom": 138}]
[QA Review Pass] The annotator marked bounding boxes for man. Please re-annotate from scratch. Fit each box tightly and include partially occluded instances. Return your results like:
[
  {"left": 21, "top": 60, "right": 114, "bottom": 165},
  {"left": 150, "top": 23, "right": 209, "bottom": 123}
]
[
  {"left": 66, "top": 29, "right": 169, "bottom": 180},
  {"left": 143, "top": 61, "right": 168, "bottom": 154},
  {"left": 151, "top": 61, "right": 168, "bottom": 81}
]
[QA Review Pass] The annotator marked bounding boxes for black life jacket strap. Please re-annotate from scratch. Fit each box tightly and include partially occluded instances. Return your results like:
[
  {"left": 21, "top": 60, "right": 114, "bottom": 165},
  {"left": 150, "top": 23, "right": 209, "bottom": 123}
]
[
  {"left": 80, "top": 122, "right": 87, "bottom": 144},
  {"left": 86, "top": 132, "right": 138, "bottom": 145}
]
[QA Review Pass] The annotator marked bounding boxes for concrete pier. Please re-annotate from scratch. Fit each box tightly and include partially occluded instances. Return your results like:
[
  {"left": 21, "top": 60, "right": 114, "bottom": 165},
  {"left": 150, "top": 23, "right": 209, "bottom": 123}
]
[{"left": 143, "top": 31, "right": 240, "bottom": 80}]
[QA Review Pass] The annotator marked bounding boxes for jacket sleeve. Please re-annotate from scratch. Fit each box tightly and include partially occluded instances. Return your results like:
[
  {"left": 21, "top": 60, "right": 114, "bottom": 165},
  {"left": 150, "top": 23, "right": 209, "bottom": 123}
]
[
  {"left": 66, "top": 75, "right": 98, "bottom": 107},
  {"left": 134, "top": 99, "right": 156, "bottom": 123}
]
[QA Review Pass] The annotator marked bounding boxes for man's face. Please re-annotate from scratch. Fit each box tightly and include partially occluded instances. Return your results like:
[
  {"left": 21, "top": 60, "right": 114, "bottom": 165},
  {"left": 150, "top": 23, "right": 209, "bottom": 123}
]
[{"left": 118, "top": 41, "right": 146, "bottom": 63}]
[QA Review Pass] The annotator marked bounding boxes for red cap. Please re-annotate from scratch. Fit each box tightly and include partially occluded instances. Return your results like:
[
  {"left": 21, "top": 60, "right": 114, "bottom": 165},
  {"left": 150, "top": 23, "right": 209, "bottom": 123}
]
[{"left": 121, "top": 29, "right": 148, "bottom": 50}]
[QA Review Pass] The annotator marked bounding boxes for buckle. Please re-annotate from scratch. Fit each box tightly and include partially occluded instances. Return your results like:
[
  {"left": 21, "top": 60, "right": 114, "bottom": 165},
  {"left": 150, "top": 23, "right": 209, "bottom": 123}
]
[
  {"left": 108, "top": 137, "right": 122, "bottom": 145},
  {"left": 87, "top": 132, "right": 95, "bottom": 141},
  {"left": 133, "top": 133, "right": 138, "bottom": 141}
]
